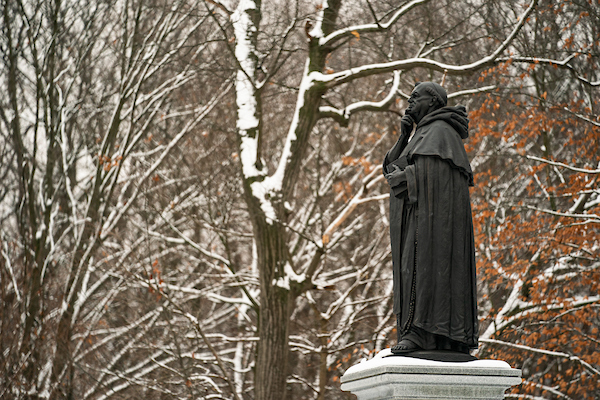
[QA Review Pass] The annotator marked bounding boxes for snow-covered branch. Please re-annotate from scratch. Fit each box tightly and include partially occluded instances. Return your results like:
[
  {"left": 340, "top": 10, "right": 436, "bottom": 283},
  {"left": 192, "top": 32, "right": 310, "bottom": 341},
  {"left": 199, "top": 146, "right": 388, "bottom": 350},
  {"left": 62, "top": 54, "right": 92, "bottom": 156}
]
[
  {"left": 482, "top": 290, "right": 600, "bottom": 341},
  {"left": 177, "top": 310, "right": 243, "bottom": 400},
  {"left": 315, "top": 0, "right": 538, "bottom": 89},
  {"left": 321, "top": 166, "right": 386, "bottom": 246},
  {"left": 480, "top": 338, "right": 600, "bottom": 377},
  {"left": 561, "top": 107, "right": 600, "bottom": 128},
  {"left": 447, "top": 85, "right": 497, "bottom": 99},
  {"left": 318, "top": 0, "right": 430, "bottom": 46},
  {"left": 502, "top": 54, "right": 600, "bottom": 87},
  {"left": 318, "top": 71, "right": 401, "bottom": 127},
  {"left": 101, "top": 79, "right": 233, "bottom": 238},
  {"left": 526, "top": 155, "right": 600, "bottom": 175},
  {"left": 524, "top": 205, "right": 600, "bottom": 222}
]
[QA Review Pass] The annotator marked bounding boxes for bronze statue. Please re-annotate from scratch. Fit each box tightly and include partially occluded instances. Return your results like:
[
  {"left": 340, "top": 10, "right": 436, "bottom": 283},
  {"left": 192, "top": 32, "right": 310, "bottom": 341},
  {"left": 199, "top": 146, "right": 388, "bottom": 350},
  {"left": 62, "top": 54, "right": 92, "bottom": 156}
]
[{"left": 383, "top": 82, "right": 479, "bottom": 355}]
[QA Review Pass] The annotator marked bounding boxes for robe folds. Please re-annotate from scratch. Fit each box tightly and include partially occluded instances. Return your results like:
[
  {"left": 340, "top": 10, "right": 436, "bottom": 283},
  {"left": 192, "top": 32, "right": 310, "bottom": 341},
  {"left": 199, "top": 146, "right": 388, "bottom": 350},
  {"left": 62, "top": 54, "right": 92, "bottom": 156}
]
[{"left": 383, "top": 106, "right": 479, "bottom": 349}]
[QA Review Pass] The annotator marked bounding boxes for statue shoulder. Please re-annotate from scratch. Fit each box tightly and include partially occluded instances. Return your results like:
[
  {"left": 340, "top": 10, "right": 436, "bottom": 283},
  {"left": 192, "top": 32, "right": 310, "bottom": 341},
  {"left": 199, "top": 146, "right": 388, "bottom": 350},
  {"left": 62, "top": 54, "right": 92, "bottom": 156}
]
[
  {"left": 414, "top": 120, "right": 465, "bottom": 155},
  {"left": 411, "top": 120, "right": 474, "bottom": 184},
  {"left": 423, "top": 119, "right": 464, "bottom": 142}
]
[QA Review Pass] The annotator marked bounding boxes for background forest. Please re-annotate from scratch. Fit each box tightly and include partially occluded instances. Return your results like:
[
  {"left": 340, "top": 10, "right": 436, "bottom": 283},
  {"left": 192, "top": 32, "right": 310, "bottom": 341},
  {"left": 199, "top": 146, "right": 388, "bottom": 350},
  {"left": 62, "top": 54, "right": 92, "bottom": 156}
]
[{"left": 1, "top": 0, "right": 599, "bottom": 399}]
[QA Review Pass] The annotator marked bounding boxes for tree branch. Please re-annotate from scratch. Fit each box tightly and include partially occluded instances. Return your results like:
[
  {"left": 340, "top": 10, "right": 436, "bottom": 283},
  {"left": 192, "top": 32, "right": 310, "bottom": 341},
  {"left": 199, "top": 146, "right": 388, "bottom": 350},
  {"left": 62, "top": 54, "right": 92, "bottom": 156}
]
[
  {"left": 318, "top": 71, "right": 400, "bottom": 126},
  {"left": 526, "top": 155, "right": 600, "bottom": 175},
  {"left": 561, "top": 107, "right": 600, "bottom": 128},
  {"left": 447, "top": 85, "right": 497, "bottom": 99},
  {"left": 501, "top": 54, "right": 600, "bottom": 87},
  {"left": 204, "top": 0, "right": 232, "bottom": 16},
  {"left": 319, "top": 0, "right": 431, "bottom": 47},
  {"left": 480, "top": 338, "right": 600, "bottom": 377},
  {"left": 524, "top": 205, "right": 600, "bottom": 222},
  {"left": 317, "top": 0, "right": 538, "bottom": 88}
]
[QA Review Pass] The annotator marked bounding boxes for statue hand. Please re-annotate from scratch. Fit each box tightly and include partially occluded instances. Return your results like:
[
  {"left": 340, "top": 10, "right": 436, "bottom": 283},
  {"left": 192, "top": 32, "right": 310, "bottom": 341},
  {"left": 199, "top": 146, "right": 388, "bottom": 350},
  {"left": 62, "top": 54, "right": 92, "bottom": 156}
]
[
  {"left": 385, "top": 164, "right": 406, "bottom": 188},
  {"left": 400, "top": 114, "right": 415, "bottom": 136}
]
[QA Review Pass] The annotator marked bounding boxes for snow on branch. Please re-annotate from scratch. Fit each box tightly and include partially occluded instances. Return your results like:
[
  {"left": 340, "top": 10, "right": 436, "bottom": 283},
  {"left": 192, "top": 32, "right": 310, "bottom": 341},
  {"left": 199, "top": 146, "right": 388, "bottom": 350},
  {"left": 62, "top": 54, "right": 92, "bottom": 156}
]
[
  {"left": 482, "top": 290, "right": 600, "bottom": 341},
  {"left": 74, "top": 308, "right": 160, "bottom": 363},
  {"left": 397, "top": 81, "right": 493, "bottom": 102},
  {"left": 246, "top": 66, "right": 323, "bottom": 225},
  {"left": 480, "top": 338, "right": 600, "bottom": 377},
  {"left": 481, "top": 279, "right": 524, "bottom": 340},
  {"left": 318, "top": 71, "right": 400, "bottom": 126},
  {"left": 170, "top": 305, "right": 242, "bottom": 400},
  {"left": 524, "top": 205, "right": 600, "bottom": 223},
  {"left": 101, "top": 79, "right": 233, "bottom": 239},
  {"left": 315, "top": 0, "right": 538, "bottom": 88},
  {"left": 447, "top": 85, "right": 497, "bottom": 99},
  {"left": 520, "top": 381, "right": 573, "bottom": 400},
  {"left": 562, "top": 107, "right": 600, "bottom": 128},
  {"left": 272, "top": 261, "right": 307, "bottom": 291},
  {"left": 319, "top": 0, "right": 430, "bottom": 46},
  {"left": 321, "top": 166, "right": 385, "bottom": 246},
  {"left": 355, "top": 194, "right": 389, "bottom": 204},
  {"left": 232, "top": 0, "right": 287, "bottom": 227},
  {"left": 1, "top": 243, "right": 21, "bottom": 302},
  {"left": 502, "top": 54, "right": 600, "bottom": 87},
  {"left": 323, "top": 267, "right": 368, "bottom": 320},
  {"left": 526, "top": 155, "right": 600, "bottom": 175},
  {"left": 207, "top": 293, "right": 254, "bottom": 307},
  {"left": 82, "top": 310, "right": 162, "bottom": 398},
  {"left": 165, "top": 220, "right": 231, "bottom": 267}
]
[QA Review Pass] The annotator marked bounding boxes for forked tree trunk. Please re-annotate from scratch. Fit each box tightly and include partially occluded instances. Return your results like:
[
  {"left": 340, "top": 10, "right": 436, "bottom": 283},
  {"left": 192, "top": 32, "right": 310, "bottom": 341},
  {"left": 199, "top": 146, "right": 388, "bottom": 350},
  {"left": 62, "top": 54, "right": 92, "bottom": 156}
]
[{"left": 232, "top": 1, "right": 342, "bottom": 398}]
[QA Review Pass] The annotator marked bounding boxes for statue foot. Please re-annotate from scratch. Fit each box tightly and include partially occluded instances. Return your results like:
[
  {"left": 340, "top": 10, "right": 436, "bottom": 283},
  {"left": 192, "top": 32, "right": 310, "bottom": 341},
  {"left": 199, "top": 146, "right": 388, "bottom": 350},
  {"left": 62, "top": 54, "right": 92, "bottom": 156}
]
[{"left": 391, "top": 339, "right": 421, "bottom": 354}]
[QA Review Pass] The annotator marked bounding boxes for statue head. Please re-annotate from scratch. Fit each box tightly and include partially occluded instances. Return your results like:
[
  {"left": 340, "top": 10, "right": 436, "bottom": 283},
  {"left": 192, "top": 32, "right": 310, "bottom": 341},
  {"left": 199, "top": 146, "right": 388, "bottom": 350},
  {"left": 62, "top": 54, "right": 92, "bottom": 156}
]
[{"left": 405, "top": 82, "right": 448, "bottom": 123}]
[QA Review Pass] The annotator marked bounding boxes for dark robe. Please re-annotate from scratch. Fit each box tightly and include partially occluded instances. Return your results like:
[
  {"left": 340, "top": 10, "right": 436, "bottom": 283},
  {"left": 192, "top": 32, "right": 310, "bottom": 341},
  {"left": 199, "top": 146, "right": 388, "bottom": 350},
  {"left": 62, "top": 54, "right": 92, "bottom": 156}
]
[{"left": 383, "top": 106, "right": 479, "bottom": 350}]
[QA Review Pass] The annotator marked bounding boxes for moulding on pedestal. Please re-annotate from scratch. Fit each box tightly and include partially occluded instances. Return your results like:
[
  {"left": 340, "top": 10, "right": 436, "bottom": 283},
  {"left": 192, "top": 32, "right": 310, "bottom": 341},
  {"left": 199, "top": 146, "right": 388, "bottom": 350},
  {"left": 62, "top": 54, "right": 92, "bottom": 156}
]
[{"left": 341, "top": 349, "right": 522, "bottom": 400}]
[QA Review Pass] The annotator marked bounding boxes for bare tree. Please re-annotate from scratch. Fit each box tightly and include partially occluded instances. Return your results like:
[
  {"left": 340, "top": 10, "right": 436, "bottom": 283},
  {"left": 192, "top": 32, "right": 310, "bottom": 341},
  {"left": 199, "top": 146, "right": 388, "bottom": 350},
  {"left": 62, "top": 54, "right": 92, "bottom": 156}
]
[
  {"left": 204, "top": 0, "right": 541, "bottom": 399},
  {"left": 2, "top": 0, "right": 598, "bottom": 399},
  {"left": 0, "top": 0, "right": 230, "bottom": 397}
]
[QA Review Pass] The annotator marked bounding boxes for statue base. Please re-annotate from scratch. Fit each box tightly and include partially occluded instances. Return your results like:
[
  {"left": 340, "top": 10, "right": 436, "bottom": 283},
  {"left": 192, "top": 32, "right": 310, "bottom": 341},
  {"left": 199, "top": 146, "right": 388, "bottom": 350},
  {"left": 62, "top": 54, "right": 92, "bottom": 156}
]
[
  {"left": 388, "top": 349, "right": 478, "bottom": 362},
  {"left": 341, "top": 349, "right": 521, "bottom": 400}
]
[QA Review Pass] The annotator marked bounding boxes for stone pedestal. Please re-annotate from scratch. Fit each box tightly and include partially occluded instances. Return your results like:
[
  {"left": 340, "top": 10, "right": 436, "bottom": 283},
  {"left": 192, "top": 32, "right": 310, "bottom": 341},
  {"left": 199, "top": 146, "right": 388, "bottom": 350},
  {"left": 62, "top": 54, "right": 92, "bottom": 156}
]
[{"left": 341, "top": 349, "right": 521, "bottom": 400}]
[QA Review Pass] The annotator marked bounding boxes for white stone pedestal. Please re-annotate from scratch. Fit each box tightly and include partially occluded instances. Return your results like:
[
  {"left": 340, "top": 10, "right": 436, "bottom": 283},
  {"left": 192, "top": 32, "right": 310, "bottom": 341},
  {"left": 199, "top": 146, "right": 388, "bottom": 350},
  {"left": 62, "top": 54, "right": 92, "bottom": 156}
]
[{"left": 341, "top": 349, "right": 521, "bottom": 400}]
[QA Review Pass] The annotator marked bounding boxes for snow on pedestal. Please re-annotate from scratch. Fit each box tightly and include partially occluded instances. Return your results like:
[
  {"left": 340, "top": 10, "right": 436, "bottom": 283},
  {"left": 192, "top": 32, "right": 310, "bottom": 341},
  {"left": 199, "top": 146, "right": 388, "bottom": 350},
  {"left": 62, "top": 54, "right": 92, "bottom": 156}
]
[{"left": 341, "top": 349, "right": 522, "bottom": 400}]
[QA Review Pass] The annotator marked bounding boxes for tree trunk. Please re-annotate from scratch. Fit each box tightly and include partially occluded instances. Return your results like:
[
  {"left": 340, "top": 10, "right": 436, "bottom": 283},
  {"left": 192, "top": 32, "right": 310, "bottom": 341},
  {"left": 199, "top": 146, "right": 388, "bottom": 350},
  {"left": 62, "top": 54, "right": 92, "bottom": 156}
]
[
  {"left": 254, "top": 223, "right": 291, "bottom": 400},
  {"left": 233, "top": 2, "right": 342, "bottom": 398}
]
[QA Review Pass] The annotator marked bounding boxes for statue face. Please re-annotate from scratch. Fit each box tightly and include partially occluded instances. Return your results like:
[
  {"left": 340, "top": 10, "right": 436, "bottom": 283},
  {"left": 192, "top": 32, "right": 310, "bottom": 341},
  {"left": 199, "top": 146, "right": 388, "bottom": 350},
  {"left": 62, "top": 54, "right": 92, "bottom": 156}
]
[{"left": 405, "top": 85, "right": 435, "bottom": 123}]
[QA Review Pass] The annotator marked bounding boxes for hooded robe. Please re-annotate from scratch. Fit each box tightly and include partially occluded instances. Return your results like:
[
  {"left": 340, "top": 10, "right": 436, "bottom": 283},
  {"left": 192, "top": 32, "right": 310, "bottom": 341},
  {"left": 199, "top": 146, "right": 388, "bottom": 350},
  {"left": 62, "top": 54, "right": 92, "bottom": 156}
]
[{"left": 383, "top": 105, "right": 479, "bottom": 349}]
